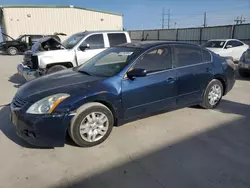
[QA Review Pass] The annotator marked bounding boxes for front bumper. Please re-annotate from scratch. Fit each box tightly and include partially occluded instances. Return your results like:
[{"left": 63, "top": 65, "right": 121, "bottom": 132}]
[
  {"left": 10, "top": 105, "right": 72, "bottom": 147},
  {"left": 17, "top": 63, "right": 39, "bottom": 81}
]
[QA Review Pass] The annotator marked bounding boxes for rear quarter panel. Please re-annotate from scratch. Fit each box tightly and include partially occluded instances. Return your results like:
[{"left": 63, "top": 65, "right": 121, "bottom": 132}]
[{"left": 212, "top": 54, "right": 235, "bottom": 95}]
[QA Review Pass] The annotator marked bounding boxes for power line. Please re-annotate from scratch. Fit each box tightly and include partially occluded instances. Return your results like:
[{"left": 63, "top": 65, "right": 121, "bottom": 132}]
[{"left": 234, "top": 15, "right": 246, "bottom": 25}]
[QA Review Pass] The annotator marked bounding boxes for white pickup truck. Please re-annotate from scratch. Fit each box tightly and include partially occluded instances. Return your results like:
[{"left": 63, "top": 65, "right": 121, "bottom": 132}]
[{"left": 18, "top": 30, "right": 131, "bottom": 81}]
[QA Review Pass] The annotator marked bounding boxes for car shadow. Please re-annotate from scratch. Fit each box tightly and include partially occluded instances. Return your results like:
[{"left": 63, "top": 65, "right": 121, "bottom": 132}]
[
  {"left": 1, "top": 99, "right": 249, "bottom": 149},
  {"left": 51, "top": 109, "right": 250, "bottom": 188},
  {"left": 215, "top": 99, "right": 250, "bottom": 117},
  {"left": 0, "top": 51, "right": 8, "bottom": 56},
  {"left": 8, "top": 73, "right": 26, "bottom": 88},
  {"left": 0, "top": 106, "right": 52, "bottom": 149},
  {"left": 236, "top": 74, "right": 250, "bottom": 81}
]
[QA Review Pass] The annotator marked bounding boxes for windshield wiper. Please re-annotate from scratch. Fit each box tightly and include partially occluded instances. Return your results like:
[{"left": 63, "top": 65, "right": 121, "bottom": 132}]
[{"left": 78, "top": 70, "right": 92, "bottom": 76}]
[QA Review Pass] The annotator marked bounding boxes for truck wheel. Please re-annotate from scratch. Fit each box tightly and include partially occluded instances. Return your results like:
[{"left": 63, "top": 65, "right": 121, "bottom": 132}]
[
  {"left": 200, "top": 79, "right": 223, "bottom": 109},
  {"left": 47, "top": 65, "right": 67, "bottom": 74},
  {"left": 7, "top": 47, "right": 18, "bottom": 55},
  {"left": 69, "top": 102, "right": 114, "bottom": 147}
]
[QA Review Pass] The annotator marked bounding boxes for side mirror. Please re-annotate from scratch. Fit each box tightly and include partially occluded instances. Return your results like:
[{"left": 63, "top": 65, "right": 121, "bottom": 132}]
[
  {"left": 79, "top": 43, "right": 90, "bottom": 51},
  {"left": 127, "top": 68, "right": 147, "bottom": 80},
  {"left": 225, "top": 45, "right": 233, "bottom": 49}
]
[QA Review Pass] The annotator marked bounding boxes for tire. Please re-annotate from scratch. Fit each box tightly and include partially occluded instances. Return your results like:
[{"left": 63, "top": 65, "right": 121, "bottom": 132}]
[
  {"left": 7, "top": 47, "right": 18, "bottom": 55},
  {"left": 69, "top": 102, "right": 114, "bottom": 147},
  {"left": 47, "top": 65, "right": 67, "bottom": 74},
  {"left": 200, "top": 79, "right": 224, "bottom": 109}
]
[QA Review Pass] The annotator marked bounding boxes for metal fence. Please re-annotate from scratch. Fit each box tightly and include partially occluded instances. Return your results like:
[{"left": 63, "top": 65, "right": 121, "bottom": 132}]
[{"left": 129, "top": 23, "right": 250, "bottom": 45}]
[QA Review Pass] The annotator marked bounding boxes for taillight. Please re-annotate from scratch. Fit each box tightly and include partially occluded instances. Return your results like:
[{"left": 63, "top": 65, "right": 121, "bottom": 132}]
[{"left": 226, "top": 58, "right": 236, "bottom": 70}]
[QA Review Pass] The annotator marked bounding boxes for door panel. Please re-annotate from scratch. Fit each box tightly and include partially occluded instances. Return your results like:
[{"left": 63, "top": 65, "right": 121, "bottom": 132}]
[
  {"left": 176, "top": 66, "right": 200, "bottom": 106},
  {"left": 122, "top": 45, "right": 177, "bottom": 118},
  {"left": 174, "top": 45, "right": 209, "bottom": 106},
  {"left": 76, "top": 49, "right": 105, "bottom": 65},
  {"left": 122, "top": 70, "right": 177, "bottom": 118},
  {"left": 76, "top": 34, "right": 106, "bottom": 65}
]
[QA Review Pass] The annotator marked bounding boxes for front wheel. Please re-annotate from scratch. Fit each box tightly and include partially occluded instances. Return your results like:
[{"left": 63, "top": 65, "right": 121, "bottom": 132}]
[
  {"left": 69, "top": 102, "right": 114, "bottom": 147},
  {"left": 200, "top": 79, "right": 223, "bottom": 109},
  {"left": 47, "top": 65, "right": 67, "bottom": 74}
]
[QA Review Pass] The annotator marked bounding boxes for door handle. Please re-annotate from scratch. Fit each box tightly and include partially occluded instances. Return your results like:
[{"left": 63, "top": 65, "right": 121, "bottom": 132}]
[
  {"left": 205, "top": 68, "right": 212, "bottom": 72},
  {"left": 166, "top": 77, "right": 176, "bottom": 83}
]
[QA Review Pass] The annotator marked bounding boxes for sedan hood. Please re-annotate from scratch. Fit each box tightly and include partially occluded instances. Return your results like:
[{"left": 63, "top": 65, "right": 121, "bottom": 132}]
[{"left": 17, "top": 69, "right": 104, "bottom": 102}]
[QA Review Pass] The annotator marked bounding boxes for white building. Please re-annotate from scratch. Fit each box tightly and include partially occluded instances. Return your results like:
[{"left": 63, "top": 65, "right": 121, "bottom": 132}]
[{"left": 0, "top": 5, "right": 123, "bottom": 41}]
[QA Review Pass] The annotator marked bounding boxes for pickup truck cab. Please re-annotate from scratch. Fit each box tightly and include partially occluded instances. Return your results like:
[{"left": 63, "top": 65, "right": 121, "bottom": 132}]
[{"left": 18, "top": 31, "right": 131, "bottom": 81}]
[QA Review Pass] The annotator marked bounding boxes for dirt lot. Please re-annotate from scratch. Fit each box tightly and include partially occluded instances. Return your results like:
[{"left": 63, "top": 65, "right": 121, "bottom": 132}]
[{"left": 0, "top": 54, "right": 250, "bottom": 188}]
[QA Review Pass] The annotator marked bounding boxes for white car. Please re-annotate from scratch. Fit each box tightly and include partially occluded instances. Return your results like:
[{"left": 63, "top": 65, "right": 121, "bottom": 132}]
[
  {"left": 17, "top": 31, "right": 131, "bottom": 81},
  {"left": 204, "top": 39, "right": 249, "bottom": 61}
]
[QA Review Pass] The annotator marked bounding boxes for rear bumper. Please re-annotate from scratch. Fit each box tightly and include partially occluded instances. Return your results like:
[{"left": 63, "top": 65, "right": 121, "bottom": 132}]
[
  {"left": 238, "top": 62, "right": 250, "bottom": 72},
  {"left": 17, "top": 63, "right": 39, "bottom": 81},
  {"left": 10, "top": 105, "right": 72, "bottom": 147}
]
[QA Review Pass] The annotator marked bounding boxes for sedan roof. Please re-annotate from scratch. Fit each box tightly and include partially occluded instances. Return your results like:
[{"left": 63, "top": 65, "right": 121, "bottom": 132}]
[{"left": 119, "top": 41, "right": 200, "bottom": 49}]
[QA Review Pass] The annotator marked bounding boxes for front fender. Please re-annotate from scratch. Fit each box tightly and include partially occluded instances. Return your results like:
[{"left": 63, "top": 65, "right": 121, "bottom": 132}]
[
  {"left": 67, "top": 92, "right": 123, "bottom": 119},
  {"left": 39, "top": 56, "right": 54, "bottom": 69}
]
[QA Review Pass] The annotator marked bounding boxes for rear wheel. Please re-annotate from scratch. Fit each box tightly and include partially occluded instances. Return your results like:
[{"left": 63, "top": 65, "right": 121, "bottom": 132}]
[
  {"left": 47, "top": 65, "right": 67, "bottom": 74},
  {"left": 7, "top": 47, "right": 18, "bottom": 55},
  {"left": 200, "top": 79, "right": 223, "bottom": 109},
  {"left": 69, "top": 102, "right": 114, "bottom": 147}
]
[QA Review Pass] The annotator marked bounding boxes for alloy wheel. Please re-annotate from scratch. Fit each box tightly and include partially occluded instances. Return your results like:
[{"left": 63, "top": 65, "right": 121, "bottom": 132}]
[
  {"left": 208, "top": 84, "right": 222, "bottom": 106},
  {"left": 79, "top": 112, "right": 109, "bottom": 142}
]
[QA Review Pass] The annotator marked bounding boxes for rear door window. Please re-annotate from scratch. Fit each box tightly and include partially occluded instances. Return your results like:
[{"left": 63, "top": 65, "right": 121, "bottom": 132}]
[
  {"left": 226, "top": 40, "right": 244, "bottom": 48},
  {"left": 108, "top": 33, "right": 127, "bottom": 47},
  {"left": 174, "top": 45, "right": 202, "bottom": 68}
]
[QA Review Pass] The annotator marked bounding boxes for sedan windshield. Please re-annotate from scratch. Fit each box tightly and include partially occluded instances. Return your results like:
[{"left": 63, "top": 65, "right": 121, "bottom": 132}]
[
  {"left": 62, "top": 33, "right": 85, "bottom": 49},
  {"left": 203, "top": 41, "right": 226, "bottom": 48},
  {"left": 77, "top": 47, "right": 141, "bottom": 77}
]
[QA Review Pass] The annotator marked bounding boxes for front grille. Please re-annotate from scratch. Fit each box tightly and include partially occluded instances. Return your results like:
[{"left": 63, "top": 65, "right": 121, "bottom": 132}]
[
  {"left": 12, "top": 95, "right": 28, "bottom": 109},
  {"left": 31, "top": 55, "right": 38, "bottom": 70}
]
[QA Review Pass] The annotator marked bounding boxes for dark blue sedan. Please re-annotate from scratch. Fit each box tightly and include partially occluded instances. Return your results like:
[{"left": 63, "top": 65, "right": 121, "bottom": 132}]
[{"left": 10, "top": 41, "right": 235, "bottom": 147}]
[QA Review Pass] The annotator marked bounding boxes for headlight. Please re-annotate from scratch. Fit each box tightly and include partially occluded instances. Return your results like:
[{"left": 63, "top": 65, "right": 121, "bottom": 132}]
[{"left": 26, "top": 93, "right": 70, "bottom": 114}]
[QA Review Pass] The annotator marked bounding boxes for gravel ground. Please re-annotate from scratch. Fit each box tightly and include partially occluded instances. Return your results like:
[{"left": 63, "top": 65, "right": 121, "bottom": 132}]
[{"left": 0, "top": 54, "right": 250, "bottom": 188}]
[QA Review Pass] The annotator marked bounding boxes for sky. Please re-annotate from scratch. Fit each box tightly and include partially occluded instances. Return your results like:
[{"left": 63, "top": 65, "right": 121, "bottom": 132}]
[{"left": 0, "top": 0, "right": 250, "bottom": 30}]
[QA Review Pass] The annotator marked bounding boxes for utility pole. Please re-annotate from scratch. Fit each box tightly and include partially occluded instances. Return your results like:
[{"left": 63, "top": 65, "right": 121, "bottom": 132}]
[
  {"left": 162, "top": 8, "right": 165, "bottom": 29},
  {"left": 203, "top": 12, "right": 207, "bottom": 27},
  {"left": 234, "top": 16, "right": 239, "bottom": 25},
  {"left": 161, "top": 8, "right": 170, "bottom": 29},
  {"left": 168, "top": 9, "right": 170, "bottom": 29},
  {"left": 240, "top": 15, "right": 246, "bottom": 24}
]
